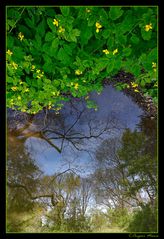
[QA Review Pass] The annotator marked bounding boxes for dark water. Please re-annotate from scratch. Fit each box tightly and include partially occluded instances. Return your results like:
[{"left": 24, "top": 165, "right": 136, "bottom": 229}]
[
  {"left": 8, "top": 85, "right": 143, "bottom": 176},
  {"left": 7, "top": 85, "right": 157, "bottom": 232}
]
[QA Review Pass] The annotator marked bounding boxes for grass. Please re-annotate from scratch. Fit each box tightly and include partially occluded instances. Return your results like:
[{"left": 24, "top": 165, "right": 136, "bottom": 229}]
[{"left": 94, "top": 226, "right": 124, "bottom": 233}]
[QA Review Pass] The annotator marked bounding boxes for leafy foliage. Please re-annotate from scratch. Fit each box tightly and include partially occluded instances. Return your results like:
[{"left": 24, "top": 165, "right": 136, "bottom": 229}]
[
  {"left": 6, "top": 6, "right": 157, "bottom": 114},
  {"left": 107, "top": 207, "right": 132, "bottom": 228},
  {"left": 127, "top": 202, "right": 157, "bottom": 232}
]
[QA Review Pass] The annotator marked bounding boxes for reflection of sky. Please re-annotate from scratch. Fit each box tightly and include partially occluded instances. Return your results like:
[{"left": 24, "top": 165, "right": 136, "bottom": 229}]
[{"left": 25, "top": 85, "right": 143, "bottom": 176}]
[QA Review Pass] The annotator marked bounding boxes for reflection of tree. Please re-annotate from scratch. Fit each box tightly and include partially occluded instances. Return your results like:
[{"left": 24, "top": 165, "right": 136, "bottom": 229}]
[
  {"left": 7, "top": 132, "right": 42, "bottom": 212},
  {"left": 7, "top": 134, "right": 92, "bottom": 232},
  {"left": 7, "top": 99, "right": 121, "bottom": 154},
  {"left": 93, "top": 120, "right": 157, "bottom": 209},
  {"left": 37, "top": 172, "right": 92, "bottom": 231},
  {"left": 7, "top": 131, "right": 43, "bottom": 232},
  {"left": 118, "top": 129, "right": 157, "bottom": 205},
  {"left": 93, "top": 137, "right": 134, "bottom": 209}
]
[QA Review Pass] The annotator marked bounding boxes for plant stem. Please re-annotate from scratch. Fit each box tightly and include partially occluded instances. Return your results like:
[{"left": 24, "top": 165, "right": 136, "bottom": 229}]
[{"left": 8, "top": 7, "right": 25, "bottom": 33}]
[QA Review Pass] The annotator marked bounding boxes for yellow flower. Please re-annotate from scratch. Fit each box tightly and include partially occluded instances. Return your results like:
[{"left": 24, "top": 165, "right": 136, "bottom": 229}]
[
  {"left": 74, "top": 83, "right": 79, "bottom": 90},
  {"left": 113, "top": 49, "right": 118, "bottom": 55},
  {"left": 53, "top": 19, "right": 59, "bottom": 27},
  {"left": 36, "top": 69, "right": 41, "bottom": 74},
  {"left": 102, "top": 49, "right": 110, "bottom": 55},
  {"left": 58, "top": 26, "right": 65, "bottom": 33},
  {"left": 18, "top": 32, "right": 24, "bottom": 41},
  {"left": 11, "top": 86, "right": 17, "bottom": 91},
  {"left": 31, "top": 65, "right": 36, "bottom": 71},
  {"left": 11, "top": 62, "right": 18, "bottom": 69},
  {"left": 131, "top": 82, "right": 138, "bottom": 88},
  {"left": 86, "top": 8, "right": 91, "bottom": 13},
  {"left": 75, "top": 69, "right": 83, "bottom": 75},
  {"left": 24, "top": 88, "right": 29, "bottom": 92},
  {"left": 95, "top": 22, "right": 102, "bottom": 33},
  {"left": 154, "top": 82, "right": 158, "bottom": 87},
  {"left": 152, "top": 62, "right": 157, "bottom": 68},
  {"left": 6, "top": 49, "right": 13, "bottom": 56},
  {"left": 134, "top": 89, "right": 139, "bottom": 93},
  {"left": 36, "top": 70, "right": 44, "bottom": 78},
  {"left": 96, "top": 22, "right": 102, "bottom": 29},
  {"left": 145, "top": 23, "right": 152, "bottom": 32},
  {"left": 48, "top": 105, "right": 51, "bottom": 109}
]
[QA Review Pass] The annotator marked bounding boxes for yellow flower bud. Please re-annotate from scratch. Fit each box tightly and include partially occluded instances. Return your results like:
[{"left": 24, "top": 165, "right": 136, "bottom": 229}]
[{"left": 145, "top": 23, "right": 152, "bottom": 32}]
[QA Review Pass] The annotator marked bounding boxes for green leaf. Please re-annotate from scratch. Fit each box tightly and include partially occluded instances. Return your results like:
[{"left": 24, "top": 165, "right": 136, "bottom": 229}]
[
  {"left": 102, "top": 29, "right": 111, "bottom": 39},
  {"left": 37, "top": 78, "right": 43, "bottom": 89},
  {"left": 148, "top": 47, "right": 157, "bottom": 61},
  {"left": 99, "top": 8, "right": 108, "bottom": 25},
  {"left": 107, "top": 61, "right": 114, "bottom": 73},
  {"left": 13, "top": 47, "right": 24, "bottom": 60},
  {"left": 113, "top": 59, "right": 122, "bottom": 71},
  {"left": 88, "top": 15, "right": 95, "bottom": 26},
  {"left": 47, "top": 18, "right": 55, "bottom": 31},
  {"left": 18, "top": 25, "right": 32, "bottom": 38},
  {"left": 80, "top": 24, "right": 92, "bottom": 45},
  {"left": 141, "top": 28, "right": 152, "bottom": 41},
  {"left": 130, "top": 35, "right": 140, "bottom": 44},
  {"left": 116, "top": 33, "right": 127, "bottom": 45},
  {"left": 7, "top": 36, "right": 14, "bottom": 49},
  {"left": 96, "top": 59, "right": 108, "bottom": 71},
  {"left": 45, "top": 31, "right": 54, "bottom": 41},
  {"left": 63, "top": 44, "right": 72, "bottom": 56},
  {"left": 49, "top": 45, "right": 58, "bottom": 56},
  {"left": 24, "top": 17, "right": 35, "bottom": 28},
  {"left": 60, "top": 7, "right": 70, "bottom": 16},
  {"left": 37, "top": 19, "right": 46, "bottom": 37},
  {"left": 122, "top": 48, "right": 132, "bottom": 57},
  {"left": 43, "top": 62, "right": 53, "bottom": 73},
  {"left": 57, "top": 47, "right": 71, "bottom": 65},
  {"left": 42, "top": 42, "right": 51, "bottom": 53},
  {"left": 7, "top": 19, "right": 16, "bottom": 28},
  {"left": 131, "top": 65, "right": 141, "bottom": 77},
  {"left": 51, "top": 38, "right": 59, "bottom": 49},
  {"left": 43, "top": 54, "right": 52, "bottom": 65},
  {"left": 69, "top": 29, "right": 81, "bottom": 42},
  {"left": 109, "top": 7, "right": 124, "bottom": 20},
  {"left": 35, "top": 34, "right": 42, "bottom": 48}
]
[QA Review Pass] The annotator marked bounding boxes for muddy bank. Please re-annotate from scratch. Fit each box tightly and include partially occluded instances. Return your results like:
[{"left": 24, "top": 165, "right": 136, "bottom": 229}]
[{"left": 103, "top": 71, "right": 157, "bottom": 119}]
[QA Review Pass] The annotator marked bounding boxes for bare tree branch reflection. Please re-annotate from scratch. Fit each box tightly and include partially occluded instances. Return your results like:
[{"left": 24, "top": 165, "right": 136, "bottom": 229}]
[{"left": 8, "top": 99, "right": 124, "bottom": 155}]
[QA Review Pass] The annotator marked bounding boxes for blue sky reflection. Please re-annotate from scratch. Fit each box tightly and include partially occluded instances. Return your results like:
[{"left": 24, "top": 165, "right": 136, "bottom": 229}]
[{"left": 25, "top": 85, "right": 143, "bottom": 176}]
